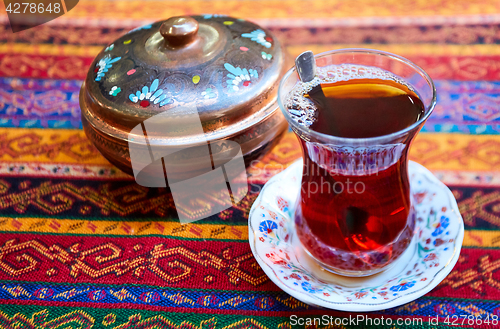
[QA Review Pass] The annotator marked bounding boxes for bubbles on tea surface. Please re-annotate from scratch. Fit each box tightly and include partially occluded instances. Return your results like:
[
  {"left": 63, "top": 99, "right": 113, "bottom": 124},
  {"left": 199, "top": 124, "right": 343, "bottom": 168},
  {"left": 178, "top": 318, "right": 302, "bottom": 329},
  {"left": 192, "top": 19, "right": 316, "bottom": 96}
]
[
  {"left": 285, "top": 64, "right": 416, "bottom": 128},
  {"left": 286, "top": 90, "right": 318, "bottom": 126}
]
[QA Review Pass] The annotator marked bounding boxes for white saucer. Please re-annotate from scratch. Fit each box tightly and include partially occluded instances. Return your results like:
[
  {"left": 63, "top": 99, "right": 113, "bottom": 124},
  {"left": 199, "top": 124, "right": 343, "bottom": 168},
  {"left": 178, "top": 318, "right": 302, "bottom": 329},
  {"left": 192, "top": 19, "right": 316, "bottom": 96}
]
[{"left": 248, "top": 160, "right": 464, "bottom": 312}]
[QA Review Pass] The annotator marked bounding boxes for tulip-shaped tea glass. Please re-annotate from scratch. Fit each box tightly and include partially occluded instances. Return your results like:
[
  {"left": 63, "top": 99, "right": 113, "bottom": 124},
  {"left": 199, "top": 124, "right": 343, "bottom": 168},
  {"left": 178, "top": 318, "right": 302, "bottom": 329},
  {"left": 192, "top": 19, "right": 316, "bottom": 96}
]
[{"left": 278, "top": 49, "right": 436, "bottom": 277}]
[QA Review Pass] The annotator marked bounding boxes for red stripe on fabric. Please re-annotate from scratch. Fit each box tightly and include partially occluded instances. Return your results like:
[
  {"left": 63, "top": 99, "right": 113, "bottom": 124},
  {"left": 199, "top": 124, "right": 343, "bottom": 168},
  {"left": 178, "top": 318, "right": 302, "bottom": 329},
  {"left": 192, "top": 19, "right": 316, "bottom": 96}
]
[
  {"left": 407, "top": 55, "right": 500, "bottom": 81},
  {"left": 0, "top": 233, "right": 496, "bottom": 299},
  {"left": 0, "top": 54, "right": 93, "bottom": 80},
  {"left": 1, "top": 54, "right": 500, "bottom": 81},
  {"left": 427, "top": 247, "right": 500, "bottom": 299},
  {"left": 0, "top": 233, "right": 279, "bottom": 291}
]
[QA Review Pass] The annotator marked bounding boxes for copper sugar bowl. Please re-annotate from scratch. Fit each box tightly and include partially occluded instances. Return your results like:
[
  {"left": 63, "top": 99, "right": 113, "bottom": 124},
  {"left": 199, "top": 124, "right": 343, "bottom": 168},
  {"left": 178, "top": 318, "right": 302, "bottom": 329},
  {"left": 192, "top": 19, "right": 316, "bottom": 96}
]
[{"left": 80, "top": 15, "right": 289, "bottom": 184}]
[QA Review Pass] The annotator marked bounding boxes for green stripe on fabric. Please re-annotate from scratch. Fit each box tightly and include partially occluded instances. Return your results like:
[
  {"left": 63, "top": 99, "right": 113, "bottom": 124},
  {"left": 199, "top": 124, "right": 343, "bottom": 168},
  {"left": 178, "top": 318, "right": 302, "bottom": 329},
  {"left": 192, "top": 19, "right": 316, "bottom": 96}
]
[{"left": 0, "top": 305, "right": 476, "bottom": 329}]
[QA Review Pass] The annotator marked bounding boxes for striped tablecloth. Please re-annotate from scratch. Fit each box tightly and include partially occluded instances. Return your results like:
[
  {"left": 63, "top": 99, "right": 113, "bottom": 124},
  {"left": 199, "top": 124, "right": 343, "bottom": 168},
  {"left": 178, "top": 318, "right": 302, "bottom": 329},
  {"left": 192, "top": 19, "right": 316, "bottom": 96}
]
[{"left": 1, "top": 1, "right": 500, "bottom": 328}]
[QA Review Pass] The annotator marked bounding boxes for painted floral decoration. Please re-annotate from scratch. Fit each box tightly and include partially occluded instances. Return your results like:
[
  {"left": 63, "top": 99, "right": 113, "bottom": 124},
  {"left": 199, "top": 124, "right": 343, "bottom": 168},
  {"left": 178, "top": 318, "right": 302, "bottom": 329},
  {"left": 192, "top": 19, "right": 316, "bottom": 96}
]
[
  {"left": 109, "top": 86, "right": 121, "bottom": 96},
  {"left": 277, "top": 224, "right": 289, "bottom": 243},
  {"left": 432, "top": 215, "right": 450, "bottom": 236},
  {"left": 265, "top": 251, "right": 289, "bottom": 268},
  {"left": 277, "top": 196, "right": 289, "bottom": 212},
  {"left": 259, "top": 220, "right": 277, "bottom": 237},
  {"left": 95, "top": 55, "right": 121, "bottom": 82},
  {"left": 261, "top": 52, "right": 272, "bottom": 60},
  {"left": 201, "top": 88, "right": 216, "bottom": 99},
  {"left": 355, "top": 292, "right": 368, "bottom": 299},
  {"left": 129, "top": 79, "right": 171, "bottom": 108},
  {"left": 423, "top": 252, "right": 439, "bottom": 267},
  {"left": 224, "top": 63, "right": 259, "bottom": 92},
  {"left": 241, "top": 29, "right": 272, "bottom": 48},
  {"left": 302, "top": 282, "right": 322, "bottom": 293},
  {"left": 105, "top": 44, "right": 114, "bottom": 52},
  {"left": 390, "top": 281, "right": 416, "bottom": 292},
  {"left": 414, "top": 191, "right": 427, "bottom": 204},
  {"left": 424, "top": 253, "right": 437, "bottom": 261}
]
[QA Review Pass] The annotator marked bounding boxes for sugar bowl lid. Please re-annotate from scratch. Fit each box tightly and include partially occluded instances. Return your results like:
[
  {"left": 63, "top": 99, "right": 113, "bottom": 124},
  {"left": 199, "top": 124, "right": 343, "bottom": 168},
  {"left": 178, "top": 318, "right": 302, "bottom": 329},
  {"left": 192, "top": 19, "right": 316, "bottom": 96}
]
[{"left": 81, "top": 15, "right": 286, "bottom": 145}]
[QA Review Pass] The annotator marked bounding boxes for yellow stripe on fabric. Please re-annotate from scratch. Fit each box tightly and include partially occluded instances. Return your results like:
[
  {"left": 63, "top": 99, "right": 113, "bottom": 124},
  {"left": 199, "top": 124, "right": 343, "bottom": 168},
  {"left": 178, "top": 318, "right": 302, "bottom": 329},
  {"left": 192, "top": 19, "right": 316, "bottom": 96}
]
[
  {"left": 249, "top": 131, "right": 500, "bottom": 173},
  {"left": 1, "top": 215, "right": 498, "bottom": 246},
  {"left": 0, "top": 217, "right": 247, "bottom": 240},
  {"left": 463, "top": 230, "right": 500, "bottom": 248},
  {"left": 410, "top": 133, "right": 500, "bottom": 171},
  {"left": 0, "top": 128, "right": 109, "bottom": 165},
  {"left": 0, "top": 43, "right": 103, "bottom": 57},
  {"left": 50, "top": 0, "right": 500, "bottom": 20},
  {"left": 2, "top": 129, "right": 500, "bottom": 172},
  {"left": 3, "top": 43, "right": 500, "bottom": 58}
]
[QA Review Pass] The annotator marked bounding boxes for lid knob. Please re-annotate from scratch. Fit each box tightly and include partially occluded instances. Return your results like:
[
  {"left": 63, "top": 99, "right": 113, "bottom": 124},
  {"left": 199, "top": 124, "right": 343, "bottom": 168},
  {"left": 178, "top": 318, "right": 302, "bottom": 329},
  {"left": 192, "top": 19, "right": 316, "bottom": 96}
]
[{"left": 160, "top": 16, "right": 199, "bottom": 48}]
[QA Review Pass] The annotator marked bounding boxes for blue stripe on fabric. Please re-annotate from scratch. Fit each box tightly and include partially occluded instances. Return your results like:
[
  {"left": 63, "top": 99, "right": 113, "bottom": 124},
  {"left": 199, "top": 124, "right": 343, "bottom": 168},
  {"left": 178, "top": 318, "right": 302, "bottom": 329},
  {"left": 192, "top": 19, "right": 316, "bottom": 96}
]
[
  {"left": 0, "top": 282, "right": 499, "bottom": 315},
  {"left": 1, "top": 78, "right": 500, "bottom": 133}
]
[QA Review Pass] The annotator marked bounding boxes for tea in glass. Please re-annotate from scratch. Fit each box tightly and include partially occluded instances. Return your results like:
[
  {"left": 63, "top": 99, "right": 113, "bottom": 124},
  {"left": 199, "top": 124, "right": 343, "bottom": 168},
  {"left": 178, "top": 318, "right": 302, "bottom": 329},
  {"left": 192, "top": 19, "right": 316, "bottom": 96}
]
[{"left": 278, "top": 50, "right": 436, "bottom": 276}]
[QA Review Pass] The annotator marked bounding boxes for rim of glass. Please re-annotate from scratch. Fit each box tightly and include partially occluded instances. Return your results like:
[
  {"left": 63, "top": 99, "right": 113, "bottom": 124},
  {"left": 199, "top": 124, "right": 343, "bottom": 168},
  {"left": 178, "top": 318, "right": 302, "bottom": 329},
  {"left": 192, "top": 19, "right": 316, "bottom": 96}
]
[{"left": 278, "top": 48, "right": 437, "bottom": 144}]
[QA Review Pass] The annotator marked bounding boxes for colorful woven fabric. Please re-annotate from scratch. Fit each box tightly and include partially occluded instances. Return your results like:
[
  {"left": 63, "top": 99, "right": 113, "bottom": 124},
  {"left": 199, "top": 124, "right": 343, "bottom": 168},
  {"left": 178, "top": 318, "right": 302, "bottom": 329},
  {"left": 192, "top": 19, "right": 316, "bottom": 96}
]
[{"left": 1, "top": 1, "right": 500, "bottom": 328}]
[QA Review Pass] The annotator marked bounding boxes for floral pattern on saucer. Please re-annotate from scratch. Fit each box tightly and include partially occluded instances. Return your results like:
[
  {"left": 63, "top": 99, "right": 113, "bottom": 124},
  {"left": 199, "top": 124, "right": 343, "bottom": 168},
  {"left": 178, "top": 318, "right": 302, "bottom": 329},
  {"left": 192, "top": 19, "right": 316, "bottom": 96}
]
[{"left": 248, "top": 160, "right": 464, "bottom": 311}]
